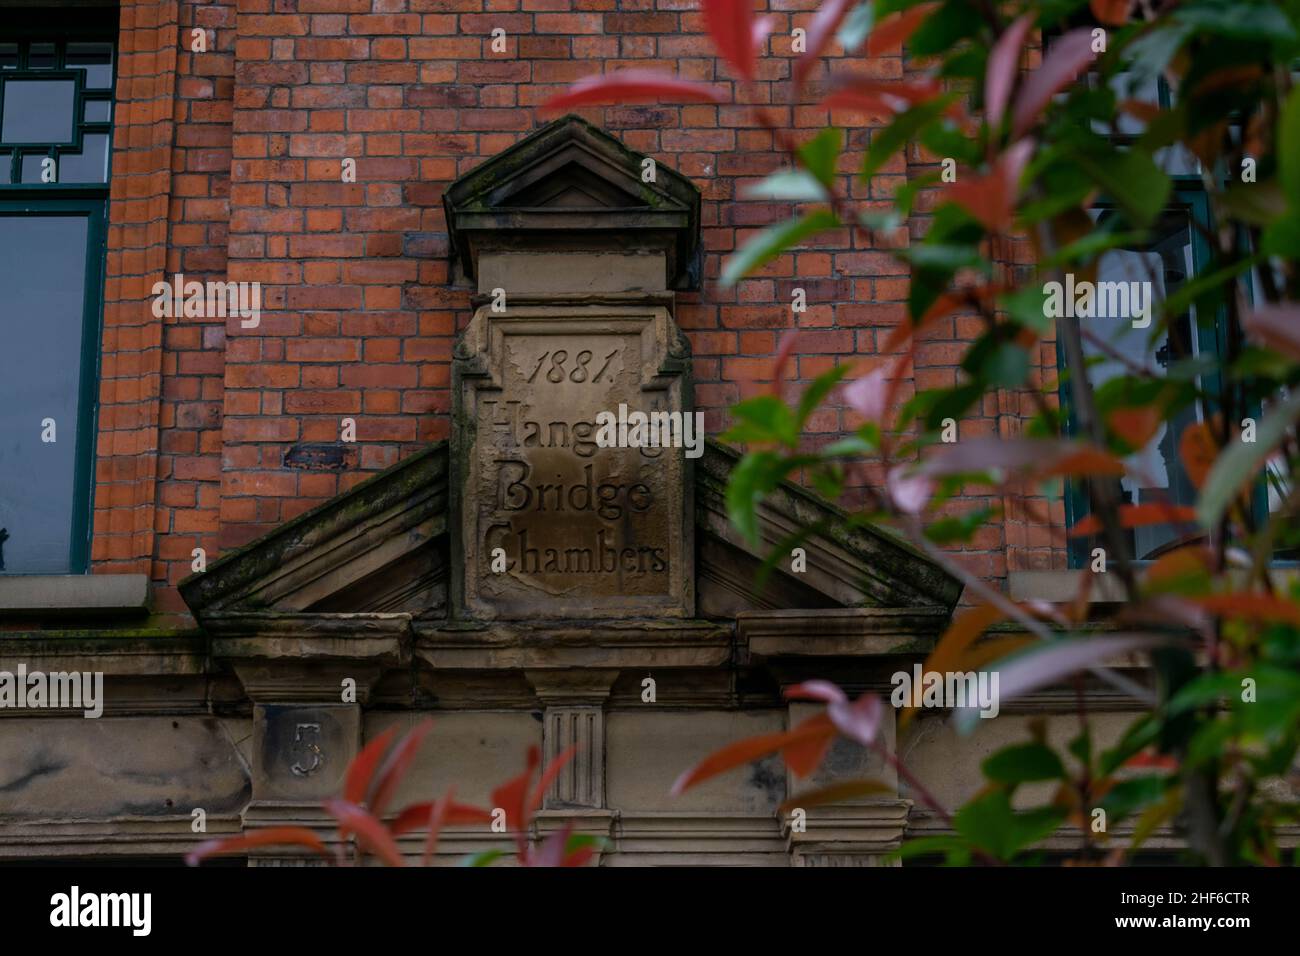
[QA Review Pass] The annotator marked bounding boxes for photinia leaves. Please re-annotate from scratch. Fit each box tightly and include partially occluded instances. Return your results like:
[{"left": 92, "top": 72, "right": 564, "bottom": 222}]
[
  {"left": 1108, "top": 406, "right": 1162, "bottom": 449},
  {"left": 324, "top": 799, "right": 407, "bottom": 867},
  {"left": 865, "top": 2, "right": 940, "bottom": 56},
  {"left": 821, "top": 76, "right": 945, "bottom": 116},
  {"left": 984, "top": 14, "right": 1034, "bottom": 135},
  {"left": 1191, "top": 593, "right": 1300, "bottom": 627},
  {"left": 671, "top": 716, "right": 836, "bottom": 794},
  {"left": 390, "top": 799, "right": 494, "bottom": 836},
  {"left": 784, "top": 679, "right": 848, "bottom": 703},
  {"left": 1011, "top": 28, "right": 1098, "bottom": 140},
  {"left": 943, "top": 137, "right": 1034, "bottom": 233},
  {"left": 827, "top": 693, "right": 883, "bottom": 748},
  {"left": 369, "top": 718, "right": 434, "bottom": 815},
  {"left": 843, "top": 363, "right": 890, "bottom": 423},
  {"left": 186, "top": 827, "right": 336, "bottom": 866},
  {"left": 702, "top": 0, "right": 759, "bottom": 81},
  {"left": 778, "top": 778, "right": 892, "bottom": 812},
  {"left": 721, "top": 209, "right": 839, "bottom": 287},
  {"left": 794, "top": 0, "right": 857, "bottom": 88},
  {"left": 1198, "top": 391, "right": 1300, "bottom": 527},
  {"left": 1243, "top": 304, "right": 1300, "bottom": 362},
  {"left": 1090, "top": 0, "right": 1132, "bottom": 26},
  {"left": 1068, "top": 503, "right": 1199, "bottom": 537},
  {"left": 344, "top": 725, "right": 398, "bottom": 805},
  {"left": 1178, "top": 421, "right": 1218, "bottom": 489},
  {"left": 543, "top": 70, "right": 727, "bottom": 112}
]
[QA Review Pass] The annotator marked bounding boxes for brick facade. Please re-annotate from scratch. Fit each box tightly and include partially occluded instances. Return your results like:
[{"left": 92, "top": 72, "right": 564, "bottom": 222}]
[{"left": 90, "top": 0, "right": 1068, "bottom": 621}]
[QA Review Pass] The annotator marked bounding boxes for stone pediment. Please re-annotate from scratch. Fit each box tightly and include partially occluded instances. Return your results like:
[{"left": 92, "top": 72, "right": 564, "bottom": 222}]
[
  {"left": 442, "top": 115, "right": 701, "bottom": 289},
  {"left": 179, "top": 440, "right": 961, "bottom": 623}
]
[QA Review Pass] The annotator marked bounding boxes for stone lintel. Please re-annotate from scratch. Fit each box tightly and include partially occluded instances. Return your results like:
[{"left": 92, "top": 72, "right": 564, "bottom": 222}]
[{"left": 738, "top": 607, "right": 950, "bottom": 659}]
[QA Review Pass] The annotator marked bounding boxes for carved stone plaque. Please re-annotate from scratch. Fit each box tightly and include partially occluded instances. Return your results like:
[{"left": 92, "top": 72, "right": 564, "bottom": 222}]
[{"left": 453, "top": 303, "right": 693, "bottom": 620}]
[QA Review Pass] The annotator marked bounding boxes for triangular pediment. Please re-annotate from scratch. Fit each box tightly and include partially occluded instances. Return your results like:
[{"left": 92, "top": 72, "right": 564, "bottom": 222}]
[
  {"left": 181, "top": 442, "right": 961, "bottom": 622},
  {"left": 442, "top": 115, "right": 702, "bottom": 288}
]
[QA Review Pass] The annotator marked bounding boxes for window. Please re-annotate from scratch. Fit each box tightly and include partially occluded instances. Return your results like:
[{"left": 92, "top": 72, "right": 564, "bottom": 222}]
[
  {"left": 0, "top": 13, "right": 115, "bottom": 574},
  {"left": 1063, "top": 190, "right": 1222, "bottom": 565}
]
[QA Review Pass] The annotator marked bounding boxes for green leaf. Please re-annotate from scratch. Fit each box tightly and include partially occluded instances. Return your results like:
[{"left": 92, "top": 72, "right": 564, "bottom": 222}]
[
  {"left": 721, "top": 210, "right": 839, "bottom": 287},
  {"left": 796, "top": 364, "right": 849, "bottom": 428},
  {"left": 980, "top": 342, "right": 1030, "bottom": 389},
  {"left": 954, "top": 789, "right": 1065, "bottom": 859},
  {"left": 744, "top": 169, "right": 829, "bottom": 202},
  {"left": 862, "top": 96, "right": 954, "bottom": 181},
  {"left": 1173, "top": 0, "right": 1297, "bottom": 42},
  {"left": 1280, "top": 85, "right": 1300, "bottom": 210},
  {"left": 1000, "top": 284, "right": 1054, "bottom": 335},
  {"left": 459, "top": 849, "right": 507, "bottom": 867},
  {"left": 1098, "top": 776, "right": 1167, "bottom": 823},
  {"left": 983, "top": 742, "right": 1066, "bottom": 785},
  {"left": 1072, "top": 146, "right": 1172, "bottom": 228},
  {"left": 798, "top": 127, "right": 842, "bottom": 189},
  {"left": 1197, "top": 390, "right": 1300, "bottom": 527},
  {"left": 724, "top": 394, "right": 798, "bottom": 447}
]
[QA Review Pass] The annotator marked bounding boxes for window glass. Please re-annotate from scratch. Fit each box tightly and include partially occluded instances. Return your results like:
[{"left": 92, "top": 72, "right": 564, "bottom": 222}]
[
  {"left": 59, "top": 133, "right": 108, "bottom": 183},
  {"left": 1080, "top": 207, "right": 1205, "bottom": 560},
  {"left": 66, "top": 42, "right": 113, "bottom": 89},
  {"left": 0, "top": 79, "right": 76, "bottom": 144},
  {"left": 0, "top": 213, "right": 91, "bottom": 573}
]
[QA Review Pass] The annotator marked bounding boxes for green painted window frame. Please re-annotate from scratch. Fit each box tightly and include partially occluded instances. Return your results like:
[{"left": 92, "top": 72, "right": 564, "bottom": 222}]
[
  {"left": 1059, "top": 181, "right": 1268, "bottom": 568},
  {"left": 0, "top": 10, "right": 115, "bottom": 574},
  {"left": 0, "top": 197, "right": 109, "bottom": 574}
]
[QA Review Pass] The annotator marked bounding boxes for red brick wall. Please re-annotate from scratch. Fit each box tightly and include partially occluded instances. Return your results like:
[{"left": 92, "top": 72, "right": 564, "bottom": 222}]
[{"left": 92, "top": 0, "right": 1068, "bottom": 619}]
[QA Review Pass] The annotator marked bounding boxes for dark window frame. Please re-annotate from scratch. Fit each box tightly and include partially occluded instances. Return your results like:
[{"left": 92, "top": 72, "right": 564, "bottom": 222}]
[{"left": 0, "top": 9, "right": 115, "bottom": 574}]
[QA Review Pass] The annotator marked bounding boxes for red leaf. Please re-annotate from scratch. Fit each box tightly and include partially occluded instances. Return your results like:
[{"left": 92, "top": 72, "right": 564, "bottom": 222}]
[
  {"left": 780, "top": 712, "right": 837, "bottom": 778},
  {"left": 185, "top": 827, "right": 335, "bottom": 867},
  {"left": 369, "top": 718, "right": 433, "bottom": 815},
  {"left": 526, "top": 821, "right": 575, "bottom": 868},
  {"left": 344, "top": 725, "right": 398, "bottom": 805},
  {"left": 421, "top": 789, "right": 454, "bottom": 867},
  {"left": 1178, "top": 421, "right": 1218, "bottom": 489},
  {"left": 886, "top": 466, "right": 934, "bottom": 514},
  {"left": 1038, "top": 446, "right": 1128, "bottom": 479},
  {"left": 992, "top": 634, "right": 1173, "bottom": 708},
  {"left": 827, "top": 694, "right": 883, "bottom": 748},
  {"left": 563, "top": 846, "right": 597, "bottom": 868},
  {"left": 985, "top": 14, "right": 1034, "bottom": 133},
  {"left": 323, "top": 799, "right": 406, "bottom": 867},
  {"left": 783, "top": 679, "right": 847, "bottom": 704},
  {"left": 943, "top": 137, "right": 1034, "bottom": 232},
  {"left": 1244, "top": 304, "right": 1300, "bottom": 362},
  {"left": 1108, "top": 406, "right": 1162, "bottom": 448},
  {"left": 1011, "top": 28, "right": 1098, "bottom": 140},
  {"left": 770, "top": 328, "right": 801, "bottom": 394},
  {"left": 672, "top": 717, "right": 836, "bottom": 794},
  {"left": 821, "top": 77, "right": 944, "bottom": 116},
  {"left": 794, "top": 0, "right": 856, "bottom": 88},
  {"left": 865, "top": 2, "right": 939, "bottom": 56},
  {"left": 543, "top": 70, "right": 727, "bottom": 112},
  {"left": 1192, "top": 593, "right": 1300, "bottom": 627},
  {"left": 529, "top": 744, "right": 578, "bottom": 817},
  {"left": 490, "top": 745, "right": 540, "bottom": 840},
  {"left": 1090, "top": 0, "right": 1132, "bottom": 26},
  {"left": 1123, "top": 751, "right": 1178, "bottom": 770},
  {"left": 703, "top": 0, "right": 758, "bottom": 81},
  {"left": 1069, "top": 503, "right": 1199, "bottom": 537},
  {"left": 843, "top": 363, "right": 889, "bottom": 422},
  {"left": 389, "top": 800, "right": 493, "bottom": 836},
  {"left": 919, "top": 437, "right": 1127, "bottom": 482}
]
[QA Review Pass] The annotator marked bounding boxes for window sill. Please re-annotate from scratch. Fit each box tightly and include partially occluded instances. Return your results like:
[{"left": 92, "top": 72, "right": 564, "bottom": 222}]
[{"left": 0, "top": 574, "right": 149, "bottom": 617}]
